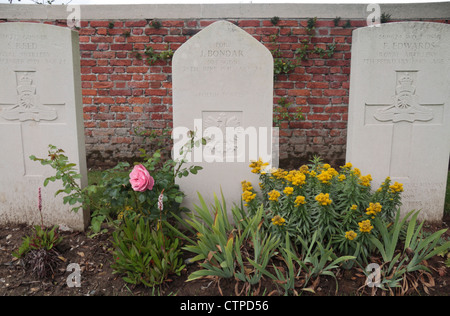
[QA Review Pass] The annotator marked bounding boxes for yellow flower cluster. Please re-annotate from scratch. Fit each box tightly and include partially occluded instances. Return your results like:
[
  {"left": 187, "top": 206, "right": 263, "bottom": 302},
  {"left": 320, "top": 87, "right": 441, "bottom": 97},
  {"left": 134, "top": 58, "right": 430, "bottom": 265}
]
[
  {"left": 358, "top": 219, "right": 374, "bottom": 233},
  {"left": 352, "top": 168, "right": 361, "bottom": 176},
  {"left": 315, "top": 193, "right": 332, "bottom": 206},
  {"left": 317, "top": 167, "right": 339, "bottom": 184},
  {"left": 359, "top": 174, "right": 372, "bottom": 187},
  {"left": 271, "top": 168, "right": 288, "bottom": 180},
  {"left": 350, "top": 204, "right": 358, "bottom": 210},
  {"left": 366, "top": 202, "right": 382, "bottom": 217},
  {"left": 345, "top": 230, "right": 357, "bottom": 241},
  {"left": 283, "top": 186, "right": 294, "bottom": 195},
  {"left": 242, "top": 190, "right": 256, "bottom": 203},
  {"left": 299, "top": 165, "right": 309, "bottom": 173},
  {"left": 268, "top": 190, "right": 281, "bottom": 202},
  {"left": 288, "top": 170, "right": 307, "bottom": 186},
  {"left": 241, "top": 180, "right": 253, "bottom": 192},
  {"left": 269, "top": 167, "right": 308, "bottom": 187},
  {"left": 271, "top": 215, "right": 286, "bottom": 226},
  {"left": 294, "top": 195, "right": 306, "bottom": 207},
  {"left": 389, "top": 181, "right": 404, "bottom": 193},
  {"left": 249, "top": 158, "right": 269, "bottom": 174},
  {"left": 241, "top": 181, "right": 256, "bottom": 205},
  {"left": 341, "top": 162, "right": 353, "bottom": 169}
]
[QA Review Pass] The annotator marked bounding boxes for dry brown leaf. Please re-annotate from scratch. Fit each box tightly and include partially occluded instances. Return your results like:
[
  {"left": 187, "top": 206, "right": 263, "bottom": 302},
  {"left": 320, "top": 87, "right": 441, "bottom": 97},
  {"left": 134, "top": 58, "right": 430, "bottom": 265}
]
[
  {"left": 437, "top": 267, "right": 447, "bottom": 277},
  {"left": 207, "top": 251, "right": 216, "bottom": 261},
  {"left": 420, "top": 271, "right": 435, "bottom": 289},
  {"left": 217, "top": 278, "right": 223, "bottom": 296},
  {"left": 268, "top": 289, "right": 278, "bottom": 296}
]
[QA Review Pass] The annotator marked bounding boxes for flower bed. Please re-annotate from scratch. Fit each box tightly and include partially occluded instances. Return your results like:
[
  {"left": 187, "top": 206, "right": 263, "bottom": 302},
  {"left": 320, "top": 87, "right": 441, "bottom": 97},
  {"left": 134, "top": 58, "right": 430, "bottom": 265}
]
[{"left": 5, "top": 143, "right": 450, "bottom": 296}]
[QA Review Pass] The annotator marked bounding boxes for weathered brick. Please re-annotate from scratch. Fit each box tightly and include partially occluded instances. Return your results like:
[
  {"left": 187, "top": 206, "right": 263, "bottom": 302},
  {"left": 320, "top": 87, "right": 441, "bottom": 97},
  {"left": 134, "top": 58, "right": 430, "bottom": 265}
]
[
  {"left": 307, "top": 82, "right": 329, "bottom": 89},
  {"left": 238, "top": 20, "right": 260, "bottom": 27},
  {"left": 127, "top": 66, "right": 149, "bottom": 73},
  {"left": 91, "top": 36, "right": 113, "bottom": 43},
  {"left": 94, "top": 97, "right": 115, "bottom": 104},
  {"left": 125, "top": 20, "right": 148, "bottom": 27},
  {"left": 110, "top": 59, "right": 132, "bottom": 66},
  {"left": 82, "top": 89, "right": 97, "bottom": 96},
  {"left": 127, "top": 36, "right": 150, "bottom": 43},
  {"left": 111, "top": 106, "right": 132, "bottom": 112},
  {"left": 111, "top": 44, "right": 133, "bottom": 50},
  {"left": 92, "top": 66, "right": 114, "bottom": 74},
  {"left": 164, "top": 35, "right": 187, "bottom": 43},
  {"left": 129, "top": 97, "right": 150, "bottom": 104},
  {"left": 80, "top": 44, "right": 97, "bottom": 51},
  {"left": 110, "top": 89, "right": 132, "bottom": 96},
  {"left": 307, "top": 114, "right": 331, "bottom": 121},
  {"left": 323, "top": 89, "right": 347, "bottom": 96},
  {"left": 145, "top": 89, "right": 167, "bottom": 96},
  {"left": 307, "top": 97, "right": 330, "bottom": 105},
  {"left": 161, "top": 20, "right": 185, "bottom": 27},
  {"left": 90, "top": 21, "right": 111, "bottom": 28},
  {"left": 288, "top": 89, "right": 310, "bottom": 96}
]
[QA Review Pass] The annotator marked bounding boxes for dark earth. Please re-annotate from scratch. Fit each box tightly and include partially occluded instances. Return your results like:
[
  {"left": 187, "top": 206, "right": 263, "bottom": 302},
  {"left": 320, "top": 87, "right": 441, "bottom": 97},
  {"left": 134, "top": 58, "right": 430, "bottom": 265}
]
[{"left": 1, "top": 215, "right": 449, "bottom": 297}]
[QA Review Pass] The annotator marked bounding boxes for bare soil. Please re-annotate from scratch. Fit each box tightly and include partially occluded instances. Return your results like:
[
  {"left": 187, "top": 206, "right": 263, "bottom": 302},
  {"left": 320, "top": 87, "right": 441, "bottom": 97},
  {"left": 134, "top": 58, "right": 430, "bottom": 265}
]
[{"left": 1, "top": 216, "right": 449, "bottom": 297}]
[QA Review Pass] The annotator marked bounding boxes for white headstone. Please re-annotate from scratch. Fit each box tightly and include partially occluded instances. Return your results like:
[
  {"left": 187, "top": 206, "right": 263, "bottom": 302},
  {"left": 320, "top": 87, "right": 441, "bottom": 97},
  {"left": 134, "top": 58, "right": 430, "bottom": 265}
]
[
  {"left": 172, "top": 21, "right": 274, "bottom": 212},
  {"left": 0, "top": 23, "right": 88, "bottom": 230},
  {"left": 346, "top": 22, "right": 450, "bottom": 222}
]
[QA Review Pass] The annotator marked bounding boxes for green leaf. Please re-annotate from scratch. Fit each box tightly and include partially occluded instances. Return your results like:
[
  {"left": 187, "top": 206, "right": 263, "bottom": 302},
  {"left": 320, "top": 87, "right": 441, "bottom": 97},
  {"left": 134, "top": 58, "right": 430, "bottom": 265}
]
[
  {"left": 138, "top": 193, "right": 146, "bottom": 203},
  {"left": 174, "top": 196, "right": 183, "bottom": 204},
  {"left": 90, "top": 215, "right": 106, "bottom": 233},
  {"left": 424, "top": 240, "right": 450, "bottom": 261}
]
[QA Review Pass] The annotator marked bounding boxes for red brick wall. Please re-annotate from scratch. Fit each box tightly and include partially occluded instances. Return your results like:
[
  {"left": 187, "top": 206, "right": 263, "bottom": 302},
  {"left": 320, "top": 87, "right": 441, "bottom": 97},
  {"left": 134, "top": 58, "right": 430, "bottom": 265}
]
[{"left": 4, "top": 17, "right": 449, "bottom": 168}]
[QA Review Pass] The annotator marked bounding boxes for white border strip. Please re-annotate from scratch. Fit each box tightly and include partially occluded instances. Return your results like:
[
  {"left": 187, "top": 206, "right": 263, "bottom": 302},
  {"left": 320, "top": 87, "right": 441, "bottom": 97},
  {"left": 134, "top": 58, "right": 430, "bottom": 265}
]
[{"left": 0, "top": 3, "right": 449, "bottom": 20}]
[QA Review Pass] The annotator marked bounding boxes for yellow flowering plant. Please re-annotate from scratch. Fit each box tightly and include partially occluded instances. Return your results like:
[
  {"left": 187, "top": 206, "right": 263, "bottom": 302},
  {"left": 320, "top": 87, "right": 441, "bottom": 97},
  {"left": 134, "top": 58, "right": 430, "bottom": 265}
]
[{"left": 242, "top": 156, "right": 404, "bottom": 265}]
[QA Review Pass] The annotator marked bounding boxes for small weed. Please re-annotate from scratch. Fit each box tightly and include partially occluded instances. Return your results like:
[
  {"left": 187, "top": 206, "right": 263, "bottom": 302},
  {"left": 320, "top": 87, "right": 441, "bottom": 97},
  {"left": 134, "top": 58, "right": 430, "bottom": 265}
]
[{"left": 271, "top": 16, "right": 280, "bottom": 26}]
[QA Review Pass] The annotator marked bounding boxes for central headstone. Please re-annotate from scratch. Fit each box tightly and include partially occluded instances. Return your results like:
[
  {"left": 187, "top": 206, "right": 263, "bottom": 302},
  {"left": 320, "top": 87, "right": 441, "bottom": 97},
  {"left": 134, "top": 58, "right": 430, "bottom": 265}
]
[
  {"left": 173, "top": 21, "right": 274, "bottom": 212},
  {"left": 0, "top": 23, "right": 88, "bottom": 230},
  {"left": 346, "top": 22, "right": 450, "bottom": 222}
]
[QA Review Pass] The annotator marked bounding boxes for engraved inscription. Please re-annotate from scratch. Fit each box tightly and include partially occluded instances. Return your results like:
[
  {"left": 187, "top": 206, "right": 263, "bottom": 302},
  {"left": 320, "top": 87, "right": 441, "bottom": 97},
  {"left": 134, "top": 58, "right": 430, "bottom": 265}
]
[
  {"left": 200, "top": 41, "right": 244, "bottom": 58},
  {"left": 0, "top": 32, "right": 67, "bottom": 66},
  {"left": 200, "top": 49, "right": 244, "bottom": 58},
  {"left": 362, "top": 30, "right": 447, "bottom": 65}
]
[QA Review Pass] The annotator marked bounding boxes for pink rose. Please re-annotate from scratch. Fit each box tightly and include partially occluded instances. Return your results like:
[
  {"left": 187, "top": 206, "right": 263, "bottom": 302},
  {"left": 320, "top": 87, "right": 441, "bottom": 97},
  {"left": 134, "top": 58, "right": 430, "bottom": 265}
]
[{"left": 129, "top": 164, "right": 154, "bottom": 192}]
